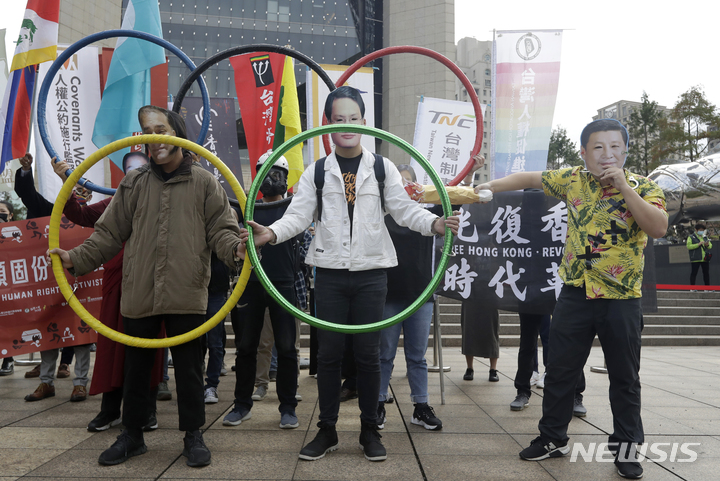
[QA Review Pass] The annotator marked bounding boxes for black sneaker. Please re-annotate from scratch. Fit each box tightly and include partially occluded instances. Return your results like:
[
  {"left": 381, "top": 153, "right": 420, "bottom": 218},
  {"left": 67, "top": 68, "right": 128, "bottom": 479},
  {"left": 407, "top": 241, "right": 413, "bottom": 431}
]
[
  {"left": 299, "top": 423, "right": 339, "bottom": 460},
  {"left": 359, "top": 421, "right": 387, "bottom": 461},
  {"left": 463, "top": 368, "right": 474, "bottom": 381},
  {"left": 489, "top": 369, "right": 500, "bottom": 382},
  {"left": 0, "top": 359, "right": 14, "bottom": 376},
  {"left": 519, "top": 435, "right": 569, "bottom": 461},
  {"left": 143, "top": 411, "right": 158, "bottom": 431},
  {"left": 87, "top": 411, "right": 121, "bottom": 432},
  {"left": 377, "top": 402, "right": 387, "bottom": 430},
  {"left": 411, "top": 403, "right": 443, "bottom": 430},
  {"left": 98, "top": 430, "right": 147, "bottom": 465},
  {"left": 615, "top": 443, "right": 644, "bottom": 479},
  {"left": 183, "top": 430, "right": 211, "bottom": 467}
]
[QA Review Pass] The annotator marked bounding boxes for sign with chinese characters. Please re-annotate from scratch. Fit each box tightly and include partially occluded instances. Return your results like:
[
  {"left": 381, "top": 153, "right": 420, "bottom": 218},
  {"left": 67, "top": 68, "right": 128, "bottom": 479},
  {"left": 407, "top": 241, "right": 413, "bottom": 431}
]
[
  {"left": 437, "top": 190, "right": 657, "bottom": 314},
  {"left": 33, "top": 45, "right": 106, "bottom": 204},
  {"left": 492, "top": 30, "right": 563, "bottom": 179},
  {"left": 0, "top": 216, "right": 100, "bottom": 356},
  {"left": 231, "top": 52, "right": 285, "bottom": 177},
  {"left": 411, "top": 97, "right": 486, "bottom": 186},
  {"left": 178, "top": 97, "right": 244, "bottom": 197}
]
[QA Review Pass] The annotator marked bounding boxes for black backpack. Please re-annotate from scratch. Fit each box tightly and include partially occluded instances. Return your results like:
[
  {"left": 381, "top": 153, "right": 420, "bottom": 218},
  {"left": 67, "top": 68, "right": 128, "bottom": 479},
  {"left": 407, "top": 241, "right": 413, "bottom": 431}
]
[{"left": 314, "top": 153, "right": 386, "bottom": 222}]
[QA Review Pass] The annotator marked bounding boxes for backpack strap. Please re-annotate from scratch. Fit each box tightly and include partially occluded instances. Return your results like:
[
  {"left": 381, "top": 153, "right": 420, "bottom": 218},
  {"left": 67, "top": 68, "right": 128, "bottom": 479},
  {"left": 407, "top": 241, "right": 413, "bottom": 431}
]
[
  {"left": 373, "top": 153, "right": 386, "bottom": 214},
  {"left": 314, "top": 157, "right": 327, "bottom": 222}
]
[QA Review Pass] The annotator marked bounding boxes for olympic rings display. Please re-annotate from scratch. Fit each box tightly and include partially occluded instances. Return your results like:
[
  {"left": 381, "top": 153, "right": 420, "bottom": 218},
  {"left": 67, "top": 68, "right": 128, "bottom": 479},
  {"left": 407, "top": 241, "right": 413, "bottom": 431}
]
[
  {"left": 49, "top": 134, "right": 251, "bottom": 348},
  {"left": 245, "top": 124, "right": 453, "bottom": 334},
  {"left": 321, "top": 46, "right": 483, "bottom": 186},
  {"left": 37, "top": 30, "right": 211, "bottom": 196},
  {"left": 172, "top": 44, "right": 337, "bottom": 111}
]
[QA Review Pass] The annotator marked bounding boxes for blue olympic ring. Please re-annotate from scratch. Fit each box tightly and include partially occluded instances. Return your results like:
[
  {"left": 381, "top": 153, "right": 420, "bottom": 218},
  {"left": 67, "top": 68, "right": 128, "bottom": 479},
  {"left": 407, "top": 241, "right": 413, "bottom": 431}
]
[{"left": 37, "top": 30, "right": 211, "bottom": 195}]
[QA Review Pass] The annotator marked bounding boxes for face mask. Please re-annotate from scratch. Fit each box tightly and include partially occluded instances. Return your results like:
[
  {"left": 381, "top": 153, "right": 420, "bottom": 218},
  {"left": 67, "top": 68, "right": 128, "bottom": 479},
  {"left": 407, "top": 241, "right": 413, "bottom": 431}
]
[
  {"left": 0, "top": 213, "right": 8, "bottom": 222},
  {"left": 259, "top": 168, "right": 288, "bottom": 197},
  {"left": 697, "top": 231, "right": 705, "bottom": 237}
]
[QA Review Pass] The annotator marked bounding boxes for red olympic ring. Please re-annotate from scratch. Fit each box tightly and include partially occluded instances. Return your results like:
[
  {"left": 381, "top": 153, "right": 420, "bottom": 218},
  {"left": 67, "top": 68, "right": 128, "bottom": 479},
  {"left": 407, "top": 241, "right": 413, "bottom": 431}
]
[{"left": 321, "top": 46, "right": 483, "bottom": 186}]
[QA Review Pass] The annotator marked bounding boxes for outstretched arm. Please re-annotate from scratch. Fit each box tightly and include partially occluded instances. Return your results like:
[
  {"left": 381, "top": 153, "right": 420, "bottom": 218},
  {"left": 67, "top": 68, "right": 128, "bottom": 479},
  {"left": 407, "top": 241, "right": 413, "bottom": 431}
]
[{"left": 474, "top": 171, "right": 543, "bottom": 194}]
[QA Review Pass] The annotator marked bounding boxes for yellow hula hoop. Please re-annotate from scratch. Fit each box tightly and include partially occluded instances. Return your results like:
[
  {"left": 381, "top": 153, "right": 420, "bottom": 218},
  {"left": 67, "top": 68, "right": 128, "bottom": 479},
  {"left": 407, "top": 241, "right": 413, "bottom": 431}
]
[{"left": 49, "top": 134, "right": 251, "bottom": 348}]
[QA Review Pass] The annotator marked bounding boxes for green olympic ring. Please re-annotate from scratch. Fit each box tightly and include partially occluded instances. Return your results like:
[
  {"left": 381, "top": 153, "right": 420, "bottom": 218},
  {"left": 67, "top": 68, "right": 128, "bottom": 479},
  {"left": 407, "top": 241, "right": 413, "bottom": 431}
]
[{"left": 245, "top": 124, "right": 453, "bottom": 333}]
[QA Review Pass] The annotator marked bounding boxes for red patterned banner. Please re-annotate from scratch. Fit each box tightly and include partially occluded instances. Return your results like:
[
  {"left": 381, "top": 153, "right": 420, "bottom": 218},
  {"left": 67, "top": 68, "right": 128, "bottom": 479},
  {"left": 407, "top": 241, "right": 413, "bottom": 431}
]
[
  {"left": 0, "top": 216, "right": 100, "bottom": 357},
  {"left": 230, "top": 52, "right": 285, "bottom": 178}
]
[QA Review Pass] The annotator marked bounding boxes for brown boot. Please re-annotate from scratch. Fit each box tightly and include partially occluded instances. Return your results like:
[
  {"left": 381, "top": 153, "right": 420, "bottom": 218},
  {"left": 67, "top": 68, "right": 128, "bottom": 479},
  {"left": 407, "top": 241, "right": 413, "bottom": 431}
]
[
  {"left": 70, "top": 385, "right": 87, "bottom": 402},
  {"left": 24, "top": 365, "right": 41, "bottom": 378},
  {"left": 25, "top": 383, "right": 55, "bottom": 402},
  {"left": 57, "top": 363, "right": 70, "bottom": 378}
]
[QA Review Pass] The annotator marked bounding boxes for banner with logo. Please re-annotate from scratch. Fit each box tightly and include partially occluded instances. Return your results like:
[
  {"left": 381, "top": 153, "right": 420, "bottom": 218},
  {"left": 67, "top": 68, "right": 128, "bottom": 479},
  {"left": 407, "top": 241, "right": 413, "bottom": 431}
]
[
  {"left": 33, "top": 45, "right": 106, "bottom": 204},
  {"left": 492, "top": 30, "right": 563, "bottom": 179},
  {"left": 178, "top": 97, "right": 244, "bottom": 196},
  {"left": 410, "top": 97, "right": 486, "bottom": 185},
  {"left": 231, "top": 52, "right": 286, "bottom": 179},
  {"left": 437, "top": 191, "right": 657, "bottom": 314},
  {"left": 305, "top": 64, "right": 375, "bottom": 160},
  {"left": 0, "top": 216, "right": 101, "bottom": 357}
]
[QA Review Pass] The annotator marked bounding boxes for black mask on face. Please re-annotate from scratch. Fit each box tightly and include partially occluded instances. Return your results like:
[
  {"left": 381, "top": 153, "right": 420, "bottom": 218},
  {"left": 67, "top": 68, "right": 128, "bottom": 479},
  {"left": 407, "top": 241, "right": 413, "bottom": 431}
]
[
  {"left": 0, "top": 213, "right": 8, "bottom": 222},
  {"left": 259, "top": 167, "right": 288, "bottom": 197}
]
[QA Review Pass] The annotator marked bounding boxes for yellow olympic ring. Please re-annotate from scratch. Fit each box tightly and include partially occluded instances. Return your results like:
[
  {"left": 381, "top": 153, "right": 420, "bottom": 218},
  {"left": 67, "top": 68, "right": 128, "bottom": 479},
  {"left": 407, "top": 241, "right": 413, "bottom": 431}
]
[{"left": 49, "top": 134, "right": 251, "bottom": 348}]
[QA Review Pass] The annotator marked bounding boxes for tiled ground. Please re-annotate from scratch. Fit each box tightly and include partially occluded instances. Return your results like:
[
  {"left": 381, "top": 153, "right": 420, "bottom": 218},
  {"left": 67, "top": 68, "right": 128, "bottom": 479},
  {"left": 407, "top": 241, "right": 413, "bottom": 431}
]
[{"left": 1, "top": 346, "right": 718, "bottom": 480}]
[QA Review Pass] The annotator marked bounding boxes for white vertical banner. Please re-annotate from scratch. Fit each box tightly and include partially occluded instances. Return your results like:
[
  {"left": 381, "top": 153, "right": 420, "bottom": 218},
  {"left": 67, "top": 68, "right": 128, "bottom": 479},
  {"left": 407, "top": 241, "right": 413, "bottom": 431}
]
[
  {"left": 410, "top": 97, "right": 485, "bottom": 185},
  {"left": 491, "top": 30, "right": 563, "bottom": 180},
  {"left": 305, "top": 64, "right": 375, "bottom": 162},
  {"left": 34, "top": 45, "right": 106, "bottom": 203}
]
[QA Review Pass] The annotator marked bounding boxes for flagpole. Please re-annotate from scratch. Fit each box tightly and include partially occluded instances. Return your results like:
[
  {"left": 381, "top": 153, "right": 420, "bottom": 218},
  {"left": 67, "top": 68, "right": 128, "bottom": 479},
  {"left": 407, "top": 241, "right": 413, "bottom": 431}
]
[{"left": 25, "top": 65, "right": 38, "bottom": 154}]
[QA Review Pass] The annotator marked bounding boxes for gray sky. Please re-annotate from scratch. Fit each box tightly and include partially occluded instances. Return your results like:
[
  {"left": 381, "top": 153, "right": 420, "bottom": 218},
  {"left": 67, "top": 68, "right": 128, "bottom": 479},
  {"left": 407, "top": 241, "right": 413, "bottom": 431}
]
[
  {"left": 455, "top": 0, "right": 720, "bottom": 150},
  {"left": 3, "top": 1, "right": 719, "bottom": 155}
]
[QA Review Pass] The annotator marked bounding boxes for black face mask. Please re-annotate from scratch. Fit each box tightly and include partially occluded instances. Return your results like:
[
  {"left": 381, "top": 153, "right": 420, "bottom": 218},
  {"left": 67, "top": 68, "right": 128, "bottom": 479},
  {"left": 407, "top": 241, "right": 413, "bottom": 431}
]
[
  {"left": 259, "top": 167, "right": 288, "bottom": 197},
  {"left": 0, "top": 213, "right": 8, "bottom": 222}
]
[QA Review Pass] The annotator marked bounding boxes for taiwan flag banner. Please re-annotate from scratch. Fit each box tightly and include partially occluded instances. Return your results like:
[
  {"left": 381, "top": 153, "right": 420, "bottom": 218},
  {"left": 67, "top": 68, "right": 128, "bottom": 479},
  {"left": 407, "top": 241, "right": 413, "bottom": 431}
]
[
  {"left": 0, "top": 216, "right": 101, "bottom": 357},
  {"left": 230, "top": 52, "right": 286, "bottom": 180},
  {"left": 491, "top": 30, "right": 563, "bottom": 180}
]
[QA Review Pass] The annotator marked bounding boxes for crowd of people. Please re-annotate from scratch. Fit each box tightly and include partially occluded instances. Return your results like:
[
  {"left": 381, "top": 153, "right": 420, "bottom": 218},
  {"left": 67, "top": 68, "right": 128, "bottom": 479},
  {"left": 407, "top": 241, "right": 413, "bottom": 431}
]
[{"left": 0, "top": 88, "right": 669, "bottom": 480}]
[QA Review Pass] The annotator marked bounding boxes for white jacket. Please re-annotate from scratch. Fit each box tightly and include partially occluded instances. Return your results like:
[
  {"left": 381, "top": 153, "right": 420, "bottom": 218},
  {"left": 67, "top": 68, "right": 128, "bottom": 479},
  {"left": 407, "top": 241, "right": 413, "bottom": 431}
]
[{"left": 269, "top": 147, "right": 439, "bottom": 271}]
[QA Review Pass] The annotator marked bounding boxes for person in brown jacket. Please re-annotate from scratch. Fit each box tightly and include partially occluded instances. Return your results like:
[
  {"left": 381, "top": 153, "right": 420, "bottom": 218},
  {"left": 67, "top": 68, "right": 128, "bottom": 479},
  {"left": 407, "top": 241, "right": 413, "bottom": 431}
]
[{"left": 49, "top": 106, "right": 247, "bottom": 468}]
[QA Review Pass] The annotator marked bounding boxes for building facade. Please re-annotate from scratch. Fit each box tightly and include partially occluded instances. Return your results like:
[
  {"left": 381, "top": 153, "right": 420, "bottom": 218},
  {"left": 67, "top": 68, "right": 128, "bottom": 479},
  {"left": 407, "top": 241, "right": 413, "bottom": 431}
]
[{"left": 454, "top": 37, "right": 492, "bottom": 183}]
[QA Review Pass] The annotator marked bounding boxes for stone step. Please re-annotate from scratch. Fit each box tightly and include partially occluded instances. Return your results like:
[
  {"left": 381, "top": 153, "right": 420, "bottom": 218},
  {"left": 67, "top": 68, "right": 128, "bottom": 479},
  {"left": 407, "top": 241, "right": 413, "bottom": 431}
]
[{"left": 657, "top": 298, "right": 720, "bottom": 307}]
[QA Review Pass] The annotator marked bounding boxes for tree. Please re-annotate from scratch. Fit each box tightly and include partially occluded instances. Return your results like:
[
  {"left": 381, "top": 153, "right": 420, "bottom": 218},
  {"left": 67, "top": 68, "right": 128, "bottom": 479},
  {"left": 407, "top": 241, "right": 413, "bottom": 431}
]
[
  {"left": 626, "top": 92, "right": 661, "bottom": 176},
  {"left": 656, "top": 85, "right": 720, "bottom": 162},
  {"left": 547, "top": 126, "right": 582, "bottom": 170}
]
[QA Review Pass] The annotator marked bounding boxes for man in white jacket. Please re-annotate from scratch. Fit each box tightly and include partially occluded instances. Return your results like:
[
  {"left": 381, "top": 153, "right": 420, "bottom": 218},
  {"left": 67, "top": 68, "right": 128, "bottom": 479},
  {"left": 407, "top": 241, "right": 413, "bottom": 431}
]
[{"left": 243, "top": 86, "right": 459, "bottom": 462}]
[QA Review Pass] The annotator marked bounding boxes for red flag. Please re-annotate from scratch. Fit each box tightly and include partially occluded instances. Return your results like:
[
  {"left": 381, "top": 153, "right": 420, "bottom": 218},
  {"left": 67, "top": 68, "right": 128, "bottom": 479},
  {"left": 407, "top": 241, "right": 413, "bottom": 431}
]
[{"left": 230, "top": 52, "right": 285, "bottom": 179}]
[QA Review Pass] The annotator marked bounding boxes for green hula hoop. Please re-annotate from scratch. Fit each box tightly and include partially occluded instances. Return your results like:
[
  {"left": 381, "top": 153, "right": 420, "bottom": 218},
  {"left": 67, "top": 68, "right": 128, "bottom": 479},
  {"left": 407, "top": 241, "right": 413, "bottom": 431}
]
[
  {"left": 49, "top": 134, "right": 252, "bottom": 348},
  {"left": 246, "top": 124, "right": 453, "bottom": 334}
]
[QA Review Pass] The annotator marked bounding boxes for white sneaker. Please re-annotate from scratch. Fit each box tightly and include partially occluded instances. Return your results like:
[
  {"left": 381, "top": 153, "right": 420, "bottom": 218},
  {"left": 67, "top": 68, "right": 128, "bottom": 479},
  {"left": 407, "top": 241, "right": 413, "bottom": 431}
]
[
  {"left": 536, "top": 372, "right": 546, "bottom": 389},
  {"left": 220, "top": 362, "right": 228, "bottom": 376},
  {"left": 204, "top": 387, "right": 219, "bottom": 404},
  {"left": 530, "top": 371, "right": 541, "bottom": 386},
  {"left": 252, "top": 385, "right": 267, "bottom": 401}
]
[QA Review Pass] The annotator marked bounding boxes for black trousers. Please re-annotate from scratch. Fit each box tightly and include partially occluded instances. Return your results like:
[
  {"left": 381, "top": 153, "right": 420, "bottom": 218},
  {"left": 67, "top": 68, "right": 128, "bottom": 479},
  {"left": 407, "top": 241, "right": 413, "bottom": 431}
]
[
  {"left": 690, "top": 261, "right": 710, "bottom": 285},
  {"left": 539, "top": 285, "right": 643, "bottom": 446},
  {"left": 514, "top": 313, "right": 585, "bottom": 398},
  {"left": 123, "top": 314, "right": 205, "bottom": 432},
  {"left": 314, "top": 268, "right": 387, "bottom": 426}
]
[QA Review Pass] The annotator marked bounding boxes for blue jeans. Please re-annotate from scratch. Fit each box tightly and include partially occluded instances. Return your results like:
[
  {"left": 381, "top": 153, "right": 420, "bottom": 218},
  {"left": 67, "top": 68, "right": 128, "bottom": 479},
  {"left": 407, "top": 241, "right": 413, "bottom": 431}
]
[
  {"left": 204, "top": 292, "right": 227, "bottom": 389},
  {"left": 315, "top": 268, "right": 387, "bottom": 426},
  {"left": 379, "top": 300, "right": 433, "bottom": 404}
]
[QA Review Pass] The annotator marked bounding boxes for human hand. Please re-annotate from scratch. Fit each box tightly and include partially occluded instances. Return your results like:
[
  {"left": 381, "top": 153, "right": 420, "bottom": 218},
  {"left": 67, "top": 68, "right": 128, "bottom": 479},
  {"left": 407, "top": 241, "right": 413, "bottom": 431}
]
[
  {"left": 51, "top": 157, "right": 71, "bottom": 182},
  {"left": 433, "top": 210, "right": 461, "bottom": 236},
  {"left": 474, "top": 183, "right": 494, "bottom": 203},
  {"left": 471, "top": 154, "right": 485, "bottom": 172},
  {"left": 599, "top": 166, "right": 629, "bottom": 191},
  {"left": 19, "top": 153, "right": 33, "bottom": 171},
  {"left": 247, "top": 221, "right": 275, "bottom": 246},
  {"left": 234, "top": 228, "right": 249, "bottom": 259},
  {"left": 47, "top": 248, "right": 73, "bottom": 269}
]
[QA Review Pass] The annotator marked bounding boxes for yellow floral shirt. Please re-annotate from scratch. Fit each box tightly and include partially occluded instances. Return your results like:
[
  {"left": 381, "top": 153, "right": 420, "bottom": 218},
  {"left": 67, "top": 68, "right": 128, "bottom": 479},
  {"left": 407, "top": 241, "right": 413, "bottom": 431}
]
[{"left": 542, "top": 166, "right": 667, "bottom": 299}]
